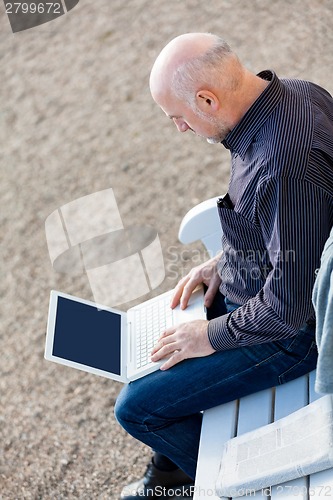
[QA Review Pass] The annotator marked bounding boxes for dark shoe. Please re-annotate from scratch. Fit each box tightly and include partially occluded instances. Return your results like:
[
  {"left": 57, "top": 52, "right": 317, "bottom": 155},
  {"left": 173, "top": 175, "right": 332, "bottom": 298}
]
[{"left": 120, "top": 460, "right": 194, "bottom": 499}]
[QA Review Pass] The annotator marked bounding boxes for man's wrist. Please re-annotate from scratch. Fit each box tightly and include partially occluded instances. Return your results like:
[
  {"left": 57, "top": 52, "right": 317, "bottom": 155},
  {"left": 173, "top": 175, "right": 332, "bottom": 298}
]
[{"left": 207, "top": 316, "right": 238, "bottom": 351}]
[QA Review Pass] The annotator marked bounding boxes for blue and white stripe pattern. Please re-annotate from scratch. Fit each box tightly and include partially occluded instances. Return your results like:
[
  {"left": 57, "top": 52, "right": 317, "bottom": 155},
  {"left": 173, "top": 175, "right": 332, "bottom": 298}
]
[{"left": 208, "top": 70, "right": 333, "bottom": 351}]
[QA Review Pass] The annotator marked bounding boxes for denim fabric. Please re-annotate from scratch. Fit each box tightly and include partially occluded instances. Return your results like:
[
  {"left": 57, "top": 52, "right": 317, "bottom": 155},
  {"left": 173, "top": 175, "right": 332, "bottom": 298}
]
[{"left": 115, "top": 294, "right": 317, "bottom": 480}]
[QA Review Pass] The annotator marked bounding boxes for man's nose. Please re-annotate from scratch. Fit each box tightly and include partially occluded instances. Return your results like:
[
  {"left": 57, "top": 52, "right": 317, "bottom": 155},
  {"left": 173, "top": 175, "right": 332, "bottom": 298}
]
[{"left": 173, "top": 118, "right": 189, "bottom": 133}]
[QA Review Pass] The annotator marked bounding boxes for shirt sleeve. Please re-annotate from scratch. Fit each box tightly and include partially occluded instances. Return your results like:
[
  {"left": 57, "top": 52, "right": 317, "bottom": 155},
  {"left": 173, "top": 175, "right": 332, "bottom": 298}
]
[{"left": 208, "top": 177, "right": 331, "bottom": 351}]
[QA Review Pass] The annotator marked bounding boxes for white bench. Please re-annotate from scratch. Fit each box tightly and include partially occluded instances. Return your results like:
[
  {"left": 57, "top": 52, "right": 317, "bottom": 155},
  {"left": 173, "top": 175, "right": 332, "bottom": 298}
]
[{"left": 178, "top": 198, "right": 333, "bottom": 500}]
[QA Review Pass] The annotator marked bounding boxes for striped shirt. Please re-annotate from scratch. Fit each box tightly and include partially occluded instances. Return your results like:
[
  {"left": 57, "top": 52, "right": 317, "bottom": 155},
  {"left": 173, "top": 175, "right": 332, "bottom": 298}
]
[{"left": 208, "top": 70, "right": 333, "bottom": 351}]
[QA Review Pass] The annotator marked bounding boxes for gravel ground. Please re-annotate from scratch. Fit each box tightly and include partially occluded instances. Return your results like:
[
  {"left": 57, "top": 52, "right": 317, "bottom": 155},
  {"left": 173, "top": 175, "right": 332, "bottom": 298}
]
[{"left": 1, "top": 1, "right": 333, "bottom": 498}]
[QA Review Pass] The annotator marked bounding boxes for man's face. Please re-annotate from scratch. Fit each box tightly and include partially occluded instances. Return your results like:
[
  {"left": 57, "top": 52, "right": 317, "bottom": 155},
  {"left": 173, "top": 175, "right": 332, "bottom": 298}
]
[{"left": 158, "top": 95, "right": 230, "bottom": 144}]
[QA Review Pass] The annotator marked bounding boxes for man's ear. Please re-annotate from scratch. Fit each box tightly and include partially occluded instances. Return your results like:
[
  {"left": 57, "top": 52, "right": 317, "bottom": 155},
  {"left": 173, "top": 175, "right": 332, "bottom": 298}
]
[{"left": 195, "top": 90, "right": 220, "bottom": 114}]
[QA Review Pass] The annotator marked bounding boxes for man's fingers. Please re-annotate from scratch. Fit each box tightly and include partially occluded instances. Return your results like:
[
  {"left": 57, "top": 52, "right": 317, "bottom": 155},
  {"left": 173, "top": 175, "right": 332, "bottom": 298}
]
[
  {"left": 151, "top": 328, "right": 178, "bottom": 360},
  {"left": 170, "top": 287, "right": 183, "bottom": 309},
  {"left": 151, "top": 346, "right": 171, "bottom": 361},
  {"left": 171, "top": 268, "right": 204, "bottom": 310},
  {"left": 160, "top": 350, "right": 183, "bottom": 370},
  {"left": 170, "top": 276, "right": 190, "bottom": 309},
  {"left": 179, "top": 276, "right": 202, "bottom": 309},
  {"left": 170, "top": 253, "right": 222, "bottom": 310},
  {"left": 175, "top": 269, "right": 203, "bottom": 309},
  {"left": 179, "top": 283, "right": 193, "bottom": 310},
  {"left": 151, "top": 330, "right": 175, "bottom": 355},
  {"left": 203, "top": 275, "right": 221, "bottom": 307}
]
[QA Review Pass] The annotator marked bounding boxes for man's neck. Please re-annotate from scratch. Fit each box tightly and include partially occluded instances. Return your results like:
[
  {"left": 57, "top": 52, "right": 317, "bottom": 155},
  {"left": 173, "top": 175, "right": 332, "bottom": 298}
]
[{"left": 237, "top": 70, "right": 269, "bottom": 120}]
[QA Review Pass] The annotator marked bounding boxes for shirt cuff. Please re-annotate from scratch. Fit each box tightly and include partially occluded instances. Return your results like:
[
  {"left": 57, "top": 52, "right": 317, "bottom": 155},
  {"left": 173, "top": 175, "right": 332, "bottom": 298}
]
[{"left": 207, "top": 314, "right": 239, "bottom": 351}]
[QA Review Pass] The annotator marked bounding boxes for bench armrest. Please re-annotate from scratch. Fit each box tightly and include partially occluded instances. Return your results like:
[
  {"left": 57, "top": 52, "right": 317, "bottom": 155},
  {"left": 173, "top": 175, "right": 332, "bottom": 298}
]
[{"left": 178, "top": 196, "right": 222, "bottom": 257}]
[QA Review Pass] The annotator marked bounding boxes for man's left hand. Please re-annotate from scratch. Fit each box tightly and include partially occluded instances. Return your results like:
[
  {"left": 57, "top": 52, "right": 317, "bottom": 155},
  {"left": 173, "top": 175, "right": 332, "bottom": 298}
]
[{"left": 151, "top": 320, "right": 215, "bottom": 370}]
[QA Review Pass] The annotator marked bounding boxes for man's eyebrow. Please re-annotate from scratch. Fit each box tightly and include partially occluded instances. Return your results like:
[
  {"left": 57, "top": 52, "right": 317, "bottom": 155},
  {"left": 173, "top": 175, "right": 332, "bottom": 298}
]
[{"left": 167, "top": 115, "right": 181, "bottom": 120}]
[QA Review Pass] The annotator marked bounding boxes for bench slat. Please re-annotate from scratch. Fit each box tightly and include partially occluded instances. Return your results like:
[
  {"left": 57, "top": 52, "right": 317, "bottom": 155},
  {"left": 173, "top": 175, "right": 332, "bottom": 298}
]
[
  {"left": 233, "top": 389, "right": 274, "bottom": 499},
  {"left": 237, "top": 388, "right": 273, "bottom": 434},
  {"left": 194, "top": 400, "right": 238, "bottom": 500},
  {"left": 309, "top": 468, "right": 333, "bottom": 500},
  {"left": 308, "top": 371, "right": 333, "bottom": 499},
  {"left": 271, "top": 376, "right": 309, "bottom": 500}
]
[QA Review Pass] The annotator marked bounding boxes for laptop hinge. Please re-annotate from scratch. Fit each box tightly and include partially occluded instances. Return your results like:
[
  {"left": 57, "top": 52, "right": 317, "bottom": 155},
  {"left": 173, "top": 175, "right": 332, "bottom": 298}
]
[{"left": 128, "top": 321, "right": 133, "bottom": 364}]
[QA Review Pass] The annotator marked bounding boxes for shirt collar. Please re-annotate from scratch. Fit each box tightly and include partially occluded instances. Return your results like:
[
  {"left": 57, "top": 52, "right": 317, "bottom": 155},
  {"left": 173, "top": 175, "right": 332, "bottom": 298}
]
[{"left": 222, "top": 70, "right": 285, "bottom": 158}]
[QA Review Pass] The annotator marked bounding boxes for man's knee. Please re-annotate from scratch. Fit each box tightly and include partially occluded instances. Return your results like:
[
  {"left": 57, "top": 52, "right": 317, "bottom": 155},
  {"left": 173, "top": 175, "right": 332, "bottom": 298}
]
[
  {"left": 114, "top": 381, "right": 150, "bottom": 431},
  {"left": 115, "top": 384, "right": 136, "bottom": 427}
]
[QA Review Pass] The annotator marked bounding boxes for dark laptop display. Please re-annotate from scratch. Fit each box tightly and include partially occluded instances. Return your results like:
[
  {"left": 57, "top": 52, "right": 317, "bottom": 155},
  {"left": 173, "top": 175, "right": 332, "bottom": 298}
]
[{"left": 53, "top": 296, "right": 121, "bottom": 375}]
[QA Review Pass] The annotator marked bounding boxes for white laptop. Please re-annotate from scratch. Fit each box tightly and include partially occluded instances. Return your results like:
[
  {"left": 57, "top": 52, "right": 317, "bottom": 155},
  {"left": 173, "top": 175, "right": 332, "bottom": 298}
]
[{"left": 45, "top": 287, "right": 205, "bottom": 383}]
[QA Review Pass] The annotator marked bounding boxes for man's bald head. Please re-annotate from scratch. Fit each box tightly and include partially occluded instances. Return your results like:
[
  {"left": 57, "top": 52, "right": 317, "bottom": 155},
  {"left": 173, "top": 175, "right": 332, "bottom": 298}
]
[
  {"left": 149, "top": 33, "right": 241, "bottom": 108},
  {"left": 150, "top": 33, "right": 219, "bottom": 96},
  {"left": 149, "top": 33, "right": 267, "bottom": 143}
]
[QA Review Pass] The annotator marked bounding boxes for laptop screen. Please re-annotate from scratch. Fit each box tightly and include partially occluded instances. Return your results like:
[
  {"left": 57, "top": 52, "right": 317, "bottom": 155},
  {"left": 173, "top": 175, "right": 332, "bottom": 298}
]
[{"left": 52, "top": 296, "right": 122, "bottom": 375}]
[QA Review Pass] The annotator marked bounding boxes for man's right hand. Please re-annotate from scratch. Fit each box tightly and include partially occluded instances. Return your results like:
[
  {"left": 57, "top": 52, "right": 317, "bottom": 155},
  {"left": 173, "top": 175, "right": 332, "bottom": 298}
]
[{"left": 170, "top": 252, "right": 222, "bottom": 310}]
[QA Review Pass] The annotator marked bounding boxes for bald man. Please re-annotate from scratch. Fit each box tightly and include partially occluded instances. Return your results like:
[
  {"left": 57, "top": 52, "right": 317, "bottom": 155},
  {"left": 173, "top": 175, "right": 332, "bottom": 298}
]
[{"left": 115, "top": 33, "right": 333, "bottom": 499}]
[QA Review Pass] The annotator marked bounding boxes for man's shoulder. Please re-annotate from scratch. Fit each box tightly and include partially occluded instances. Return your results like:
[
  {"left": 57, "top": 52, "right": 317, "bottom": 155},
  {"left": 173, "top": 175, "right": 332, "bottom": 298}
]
[
  {"left": 258, "top": 77, "right": 333, "bottom": 180},
  {"left": 280, "top": 76, "right": 310, "bottom": 92},
  {"left": 280, "top": 77, "right": 333, "bottom": 114}
]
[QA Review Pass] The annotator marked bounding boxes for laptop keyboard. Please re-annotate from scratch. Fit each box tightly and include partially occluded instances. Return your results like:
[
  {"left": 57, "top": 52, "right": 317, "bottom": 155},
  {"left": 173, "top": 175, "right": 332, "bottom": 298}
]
[{"left": 134, "top": 295, "right": 173, "bottom": 368}]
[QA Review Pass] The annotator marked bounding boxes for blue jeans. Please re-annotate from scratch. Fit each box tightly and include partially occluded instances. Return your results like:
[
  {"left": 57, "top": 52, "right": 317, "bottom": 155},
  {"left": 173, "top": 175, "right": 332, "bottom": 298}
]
[{"left": 115, "top": 294, "right": 317, "bottom": 480}]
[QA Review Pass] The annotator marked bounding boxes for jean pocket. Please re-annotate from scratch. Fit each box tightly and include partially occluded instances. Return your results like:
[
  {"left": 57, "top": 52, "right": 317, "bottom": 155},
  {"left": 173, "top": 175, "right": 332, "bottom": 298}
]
[{"left": 278, "top": 341, "right": 318, "bottom": 384}]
